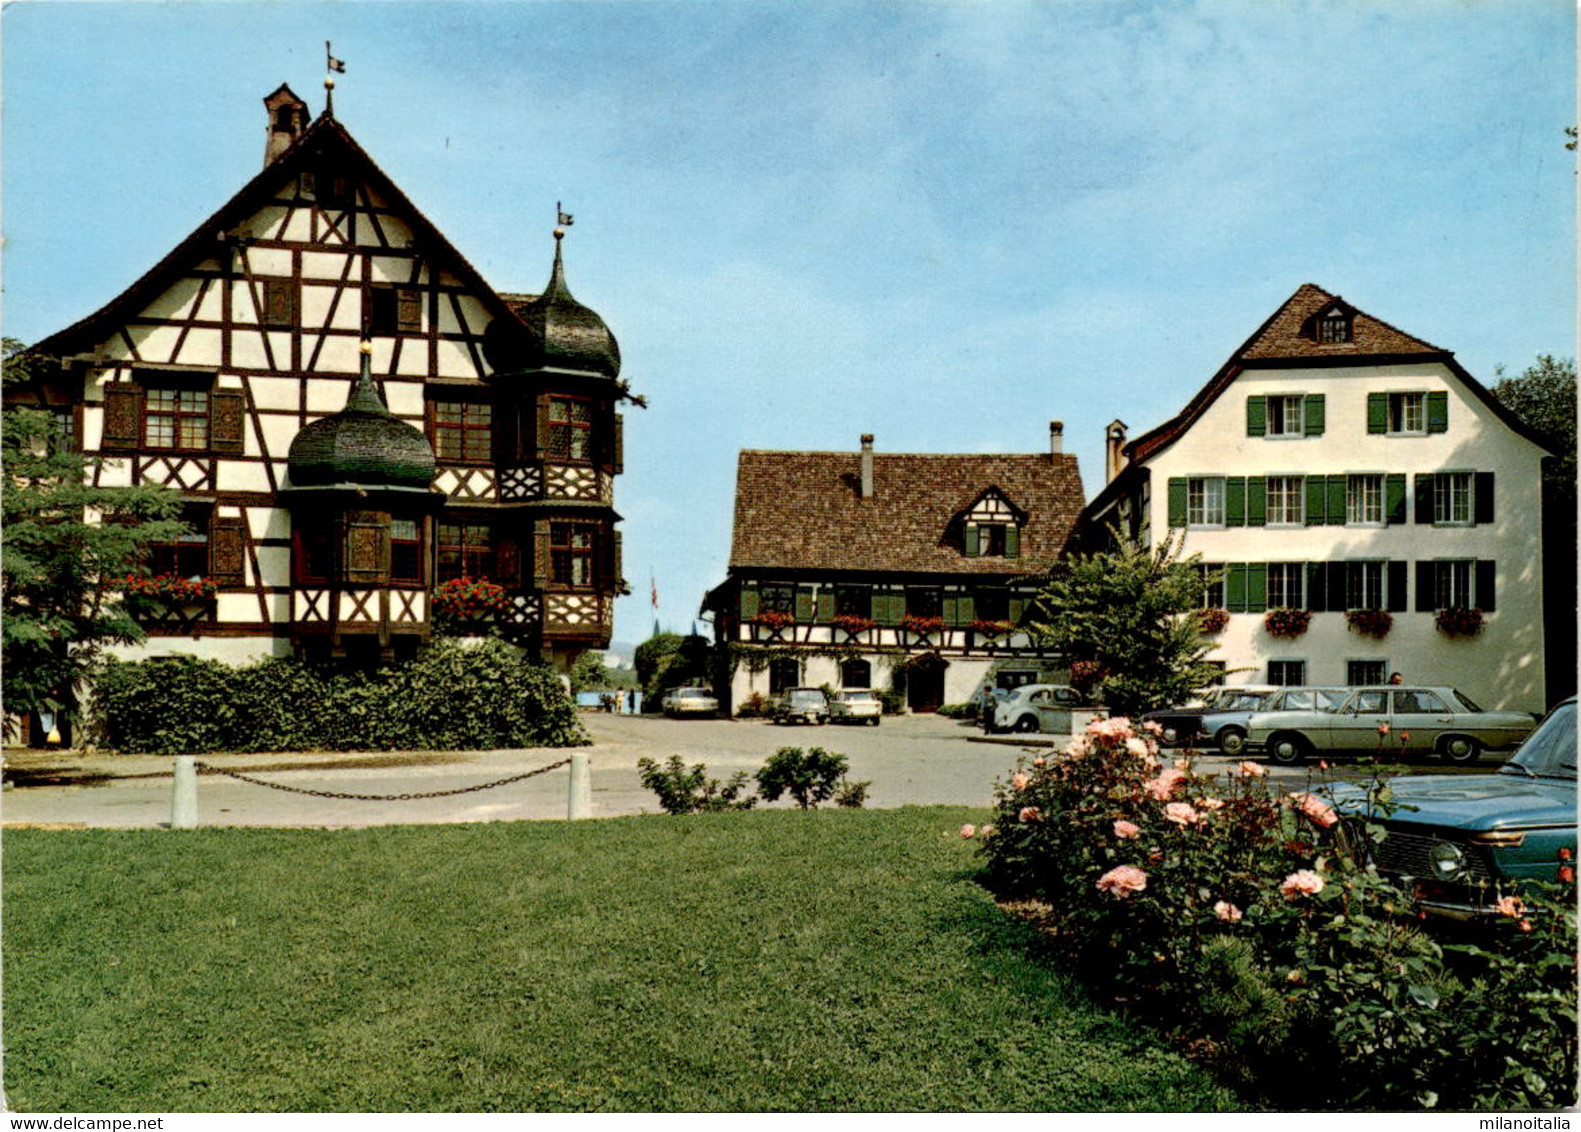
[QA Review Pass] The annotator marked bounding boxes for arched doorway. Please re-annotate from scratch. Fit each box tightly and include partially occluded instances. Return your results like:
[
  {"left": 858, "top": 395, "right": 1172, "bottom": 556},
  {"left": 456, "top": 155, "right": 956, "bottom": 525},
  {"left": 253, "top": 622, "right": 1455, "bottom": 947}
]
[{"left": 905, "top": 653, "right": 948, "bottom": 713}]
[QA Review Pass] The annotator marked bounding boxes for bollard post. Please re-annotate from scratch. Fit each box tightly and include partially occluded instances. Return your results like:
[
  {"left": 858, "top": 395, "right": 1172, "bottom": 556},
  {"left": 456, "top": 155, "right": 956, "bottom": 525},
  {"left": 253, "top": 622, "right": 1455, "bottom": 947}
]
[
  {"left": 568, "top": 752, "right": 592, "bottom": 820},
  {"left": 171, "top": 754, "right": 198, "bottom": 829}
]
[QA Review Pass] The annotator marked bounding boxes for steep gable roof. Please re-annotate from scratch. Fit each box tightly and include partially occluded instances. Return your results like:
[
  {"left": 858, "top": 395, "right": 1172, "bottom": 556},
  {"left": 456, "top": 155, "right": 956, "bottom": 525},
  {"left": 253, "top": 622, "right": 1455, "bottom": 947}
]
[
  {"left": 729, "top": 449, "right": 1085, "bottom": 575},
  {"left": 29, "top": 111, "right": 522, "bottom": 361}
]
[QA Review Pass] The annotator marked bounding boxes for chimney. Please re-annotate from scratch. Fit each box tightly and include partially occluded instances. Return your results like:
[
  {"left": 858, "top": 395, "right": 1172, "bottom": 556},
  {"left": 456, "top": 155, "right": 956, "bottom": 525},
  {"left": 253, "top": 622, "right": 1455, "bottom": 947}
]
[
  {"left": 263, "top": 85, "right": 310, "bottom": 168},
  {"left": 1049, "top": 421, "right": 1064, "bottom": 458},
  {"left": 1105, "top": 419, "right": 1128, "bottom": 484},
  {"left": 860, "top": 434, "right": 875, "bottom": 499}
]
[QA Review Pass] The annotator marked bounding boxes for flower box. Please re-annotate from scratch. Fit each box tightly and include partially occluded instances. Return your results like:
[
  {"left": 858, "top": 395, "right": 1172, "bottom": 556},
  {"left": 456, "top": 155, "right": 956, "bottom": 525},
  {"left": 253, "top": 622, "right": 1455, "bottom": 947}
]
[
  {"left": 829, "top": 613, "right": 875, "bottom": 636},
  {"left": 1435, "top": 606, "right": 1485, "bottom": 638},
  {"left": 969, "top": 619, "right": 1016, "bottom": 639},
  {"left": 754, "top": 609, "right": 796, "bottom": 631},
  {"left": 1263, "top": 607, "right": 1311, "bottom": 639},
  {"left": 1345, "top": 608, "right": 1393, "bottom": 639},
  {"left": 433, "top": 576, "right": 511, "bottom": 620},
  {"left": 121, "top": 573, "right": 218, "bottom": 605},
  {"left": 899, "top": 614, "right": 947, "bottom": 637},
  {"left": 1197, "top": 607, "right": 1230, "bottom": 634}
]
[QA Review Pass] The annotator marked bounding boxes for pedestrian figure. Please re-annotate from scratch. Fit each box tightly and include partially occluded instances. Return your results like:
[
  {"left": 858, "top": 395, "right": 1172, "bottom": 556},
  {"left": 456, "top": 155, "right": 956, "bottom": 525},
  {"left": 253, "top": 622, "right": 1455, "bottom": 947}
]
[
  {"left": 981, "top": 681, "right": 997, "bottom": 734},
  {"left": 1389, "top": 672, "right": 1403, "bottom": 685}
]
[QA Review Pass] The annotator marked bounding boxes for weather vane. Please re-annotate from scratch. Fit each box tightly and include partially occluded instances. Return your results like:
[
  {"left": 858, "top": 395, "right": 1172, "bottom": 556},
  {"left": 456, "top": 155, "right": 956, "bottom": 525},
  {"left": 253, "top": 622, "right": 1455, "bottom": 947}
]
[
  {"left": 556, "top": 201, "right": 574, "bottom": 239},
  {"left": 325, "top": 41, "right": 347, "bottom": 116}
]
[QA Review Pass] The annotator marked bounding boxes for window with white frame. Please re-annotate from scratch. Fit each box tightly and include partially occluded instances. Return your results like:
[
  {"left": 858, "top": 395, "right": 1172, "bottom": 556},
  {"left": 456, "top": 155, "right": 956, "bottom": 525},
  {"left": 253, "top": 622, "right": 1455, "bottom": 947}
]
[
  {"left": 1266, "top": 396, "right": 1305, "bottom": 437},
  {"left": 1347, "top": 660, "right": 1388, "bottom": 686},
  {"left": 1347, "top": 474, "right": 1384, "bottom": 525},
  {"left": 1388, "top": 392, "right": 1426, "bottom": 435},
  {"left": 1267, "top": 476, "right": 1304, "bottom": 525},
  {"left": 1433, "top": 559, "right": 1474, "bottom": 609},
  {"left": 1267, "top": 563, "right": 1305, "bottom": 609},
  {"left": 1346, "top": 561, "right": 1384, "bottom": 610},
  {"left": 1187, "top": 477, "right": 1225, "bottom": 527},
  {"left": 1434, "top": 472, "right": 1473, "bottom": 525}
]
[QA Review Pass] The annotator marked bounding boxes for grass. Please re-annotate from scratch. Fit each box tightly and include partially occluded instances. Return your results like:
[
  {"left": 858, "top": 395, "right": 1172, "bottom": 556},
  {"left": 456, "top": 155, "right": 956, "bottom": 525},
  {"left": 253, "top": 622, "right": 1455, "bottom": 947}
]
[{"left": 3, "top": 807, "right": 1241, "bottom": 1112}]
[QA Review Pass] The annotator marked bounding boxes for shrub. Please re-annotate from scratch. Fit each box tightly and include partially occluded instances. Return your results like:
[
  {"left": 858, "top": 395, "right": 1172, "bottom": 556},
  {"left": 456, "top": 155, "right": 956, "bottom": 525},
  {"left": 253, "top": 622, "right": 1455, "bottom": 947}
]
[
  {"left": 874, "top": 688, "right": 905, "bottom": 715},
  {"left": 93, "top": 655, "right": 238, "bottom": 754},
  {"left": 974, "top": 718, "right": 1579, "bottom": 1110},
  {"left": 636, "top": 755, "right": 757, "bottom": 814},
  {"left": 936, "top": 703, "right": 975, "bottom": 719},
  {"left": 756, "top": 746, "right": 869, "bottom": 810},
  {"left": 734, "top": 691, "right": 773, "bottom": 719}
]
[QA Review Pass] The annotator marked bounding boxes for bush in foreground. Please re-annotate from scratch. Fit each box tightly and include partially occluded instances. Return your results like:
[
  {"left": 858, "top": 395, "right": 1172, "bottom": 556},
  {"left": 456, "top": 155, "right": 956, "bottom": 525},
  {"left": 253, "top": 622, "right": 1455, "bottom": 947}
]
[{"left": 975, "top": 718, "right": 1577, "bottom": 1110}]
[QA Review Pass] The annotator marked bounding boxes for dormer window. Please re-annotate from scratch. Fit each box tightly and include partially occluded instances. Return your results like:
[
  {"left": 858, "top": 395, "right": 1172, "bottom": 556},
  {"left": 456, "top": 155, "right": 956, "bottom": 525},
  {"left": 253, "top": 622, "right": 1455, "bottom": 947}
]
[
  {"left": 960, "top": 488, "right": 1024, "bottom": 558},
  {"left": 1318, "top": 307, "right": 1352, "bottom": 343}
]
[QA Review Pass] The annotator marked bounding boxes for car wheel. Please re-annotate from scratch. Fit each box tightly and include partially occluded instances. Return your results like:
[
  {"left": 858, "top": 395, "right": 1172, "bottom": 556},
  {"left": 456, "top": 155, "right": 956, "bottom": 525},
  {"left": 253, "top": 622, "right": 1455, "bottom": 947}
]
[
  {"left": 1217, "top": 728, "right": 1247, "bottom": 757},
  {"left": 869, "top": 717, "right": 880, "bottom": 726},
  {"left": 1014, "top": 715, "right": 1039, "bottom": 734},
  {"left": 1442, "top": 736, "right": 1481, "bottom": 764},
  {"left": 1267, "top": 732, "right": 1309, "bottom": 766}
]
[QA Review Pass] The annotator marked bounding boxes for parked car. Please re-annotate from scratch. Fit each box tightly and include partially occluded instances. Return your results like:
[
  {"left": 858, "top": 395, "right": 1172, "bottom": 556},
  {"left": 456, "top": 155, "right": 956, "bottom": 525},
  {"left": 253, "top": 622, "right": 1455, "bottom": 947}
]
[
  {"left": 1143, "top": 686, "right": 1277, "bottom": 747},
  {"left": 828, "top": 689, "right": 883, "bottom": 726},
  {"left": 994, "top": 684, "right": 1084, "bottom": 734},
  {"left": 1327, "top": 698, "right": 1575, "bottom": 920},
  {"left": 773, "top": 687, "right": 830, "bottom": 725},
  {"left": 968, "top": 684, "right": 1011, "bottom": 722},
  {"left": 1200, "top": 686, "right": 1349, "bottom": 756},
  {"left": 1247, "top": 686, "right": 1539, "bottom": 765},
  {"left": 661, "top": 687, "right": 719, "bottom": 718}
]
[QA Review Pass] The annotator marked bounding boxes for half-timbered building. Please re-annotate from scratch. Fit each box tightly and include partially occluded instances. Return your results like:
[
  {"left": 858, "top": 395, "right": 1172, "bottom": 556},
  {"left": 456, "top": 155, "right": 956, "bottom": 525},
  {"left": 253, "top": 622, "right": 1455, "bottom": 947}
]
[
  {"left": 7, "top": 85, "right": 632, "bottom": 679},
  {"left": 702, "top": 428, "right": 1085, "bottom": 713}
]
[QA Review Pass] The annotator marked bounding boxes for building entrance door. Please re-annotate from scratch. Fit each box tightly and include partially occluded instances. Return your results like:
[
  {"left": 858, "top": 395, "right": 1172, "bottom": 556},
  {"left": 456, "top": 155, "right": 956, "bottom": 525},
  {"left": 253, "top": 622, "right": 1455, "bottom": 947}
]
[{"left": 905, "top": 654, "right": 948, "bottom": 713}]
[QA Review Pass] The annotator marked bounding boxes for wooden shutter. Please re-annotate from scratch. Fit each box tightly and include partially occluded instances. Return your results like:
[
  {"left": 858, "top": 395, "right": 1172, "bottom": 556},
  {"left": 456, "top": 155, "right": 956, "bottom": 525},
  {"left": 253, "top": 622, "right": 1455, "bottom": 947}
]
[
  {"left": 964, "top": 525, "right": 980, "bottom": 557},
  {"left": 1246, "top": 396, "right": 1267, "bottom": 437},
  {"left": 597, "top": 528, "right": 618, "bottom": 592},
  {"left": 1325, "top": 476, "right": 1347, "bottom": 527},
  {"left": 1305, "top": 562, "right": 1327, "bottom": 612},
  {"left": 1476, "top": 560, "right": 1496, "bottom": 611},
  {"left": 495, "top": 537, "right": 521, "bottom": 586},
  {"left": 534, "top": 396, "right": 551, "bottom": 460},
  {"left": 1167, "top": 478, "right": 1187, "bottom": 527},
  {"left": 1246, "top": 562, "right": 1268, "bottom": 612},
  {"left": 1004, "top": 524, "right": 1020, "bottom": 558},
  {"left": 1415, "top": 561, "right": 1436, "bottom": 612},
  {"left": 794, "top": 585, "right": 815, "bottom": 622},
  {"left": 1366, "top": 393, "right": 1387, "bottom": 434},
  {"left": 1386, "top": 561, "right": 1407, "bottom": 612},
  {"left": 101, "top": 385, "right": 143, "bottom": 450},
  {"left": 1225, "top": 477, "right": 1246, "bottom": 526},
  {"left": 1303, "top": 394, "right": 1325, "bottom": 436},
  {"left": 958, "top": 593, "right": 976, "bottom": 624},
  {"left": 531, "top": 520, "right": 551, "bottom": 588},
  {"left": 211, "top": 390, "right": 246, "bottom": 454},
  {"left": 1305, "top": 477, "right": 1327, "bottom": 525},
  {"left": 343, "top": 511, "right": 388, "bottom": 584},
  {"left": 1386, "top": 474, "right": 1407, "bottom": 525},
  {"left": 612, "top": 413, "right": 624, "bottom": 475},
  {"left": 816, "top": 587, "right": 835, "bottom": 622},
  {"left": 397, "top": 289, "right": 423, "bottom": 333},
  {"left": 1007, "top": 594, "right": 1026, "bottom": 623},
  {"left": 739, "top": 583, "right": 761, "bottom": 621},
  {"left": 875, "top": 591, "right": 903, "bottom": 626},
  {"left": 208, "top": 515, "right": 248, "bottom": 586},
  {"left": 942, "top": 593, "right": 960, "bottom": 626},
  {"left": 1474, "top": 472, "right": 1495, "bottom": 525},
  {"left": 1246, "top": 477, "right": 1266, "bottom": 527},
  {"left": 1225, "top": 563, "right": 1247, "bottom": 613},
  {"left": 1426, "top": 391, "right": 1449, "bottom": 434},
  {"left": 1414, "top": 474, "right": 1435, "bottom": 525}
]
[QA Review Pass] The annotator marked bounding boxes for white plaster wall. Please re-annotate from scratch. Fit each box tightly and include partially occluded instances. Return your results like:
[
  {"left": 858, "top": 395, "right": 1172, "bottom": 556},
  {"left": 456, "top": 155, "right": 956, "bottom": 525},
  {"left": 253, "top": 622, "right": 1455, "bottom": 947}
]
[
  {"left": 232, "top": 331, "right": 268, "bottom": 369},
  {"left": 248, "top": 248, "right": 292, "bottom": 277},
  {"left": 313, "top": 336, "right": 360, "bottom": 373},
  {"left": 139, "top": 278, "right": 201, "bottom": 320},
  {"left": 83, "top": 405, "right": 104, "bottom": 451},
  {"left": 280, "top": 208, "right": 313, "bottom": 243},
  {"left": 250, "top": 375, "right": 300, "bottom": 411},
  {"left": 302, "top": 251, "right": 352, "bottom": 280},
  {"left": 107, "top": 636, "right": 291, "bottom": 665},
  {"left": 394, "top": 347, "right": 430, "bottom": 378},
  {"left": 434, "top": 339, "right": 476, "bottom": 378},
  {"left": 259, "top": 416, "right": 299, "bottom": 460},
  {"left": 230, "top": 282, "right": 260, "bottom": 324},
  {"left": 128, "top": 323, "right": 181, "bottom": 364},
  {"left": 216, "top": 459, "right": 270, "bottom": 493},
  {"left": 385, "top": 382, "right": 425, "bottom": 417},
  {"left": 1146, "top": 361, "right": 1548, "bottom": 711},
  {"left": 301, "top": 285, "right": 339, "bottom": 330},
  {"left": 307, "top": 378, "right": 351, "bottom": 414},
  {"left": 254, "top": 546, "right": 291, "bottom": 587},
  {"left": 193, "top": 286, "right": 223, "bottom": 323},
  {"left": 247, "top": 506, "right": 291, "bottom": 540}
]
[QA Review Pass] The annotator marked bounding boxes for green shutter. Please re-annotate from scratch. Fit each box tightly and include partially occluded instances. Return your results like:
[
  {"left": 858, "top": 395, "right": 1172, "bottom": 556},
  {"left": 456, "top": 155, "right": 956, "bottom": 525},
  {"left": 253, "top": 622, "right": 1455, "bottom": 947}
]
[
  {"left": 816, "top": 588, "right": 835, "bottom": 622},
  {"left": 1004, "top": 525, "right": 1020, "bottom": 558},
  {"left": 1167, "top": 478, "right": 1187, "bottom": 527},
  {"left": 1226, "top": 477, "right": 1246, "bottom": 526},
  {"left": 964, "top": 525, "right": 980, "bottom": 557},
  {"left": 1426, "top": 391, "right": 1449, "bottom": 433},
  {"left": 739, "top": 583, "right": 760, "bottom": 621},
  {"left": 1367, "top": 393, "right": 1387, "bottom": 434},
  {"left": 1303, "top": 394, "right": 1325, "bottom": 436},
  {"left": 795, "top": 585, "right": 815, "bottom": 622},
  {"left": 1225, "top": 563, "right": 1247, "bottom": 613},
  {"left": 1306, "top": 477, "right": 1327, "bottom": 525},
  {"left": 1326, "top": 476, "right": 1347, "bottom": 526},
  {"left": 1007, "top": 594, "right": 1026, "bottom": 623},
  {"left": 1414, "top": 474, "right": 1435, "bottom": 525},
  {"left": 1246, "top": 477, "right": 1266, "bottom": 527},
  {"left": 958, "top": 593, "right": 976, "bottom": 623},
  {"left": 942, "top": 594, "right": 959, "bottom": 626},
  {"left": 1387, "top": 561, "right": 1407, "bottom": 612},
  {"left": 875, "top": 591, "right": 903, "bottom": 626},
  {"left": 1306, "top": 562, "right": 1327, "bottom": 612},
  {"left": 1415, "top": 561, "right": 1435, "bottom": 612},
  {"left": 1476, "top": 560, "right": 1496, "bottom": 611},
  {"left": 1246, "top": 396, "right": 1267, "bottom": 437},
  {"left": 1474, "top": 472, "right": 1495, "bottom": 525},
  {"left": 1386, "top": 474, "right": 1407, "bottom": 525},
  {"left": 1246, "top": 562, "right": 1268, "bottom": 612}
]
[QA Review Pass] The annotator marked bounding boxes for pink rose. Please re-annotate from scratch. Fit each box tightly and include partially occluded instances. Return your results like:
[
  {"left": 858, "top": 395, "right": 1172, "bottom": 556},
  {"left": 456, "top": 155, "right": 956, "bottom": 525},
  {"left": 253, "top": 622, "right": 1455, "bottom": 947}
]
[
  {"left": 959, "top": 824, "right": 976, "bottom": 839},
  {"left": 1141, "top": 720, "right": 1164, "bottom": 736},
  {"left": 1032, "top": 757, "right": 1047, "bottom": 768},
  {"left": 1289, "top": 792, "right": 1339, "bottom": 830},
  {"left": 1142, "top": 766, "right": 1186, "bottom": 801},
  {"left": 1064, "top": 736, "right": 1091, "bottom": 759},
  {"left": 1088, "top": 716, "right": 1135, "bottom": 741},
  {"left": 1018, "top": 806, "right": 1041, "bottom": 823},
  {"left": 979, "top": 824, "right": 995, "bottom": 838},
  {"left": 1213, "top": 900, "right": 1242, "bottom": 923},
  {"left": 1113, "top": 819, "right": 1141, "bottom": 839},
  {"left": 1011, "top": 772, "right": 1030, "bottom": 792},
  {"left": 1495, "top": 894, "right": 1524, "bottom": 918},
  {"left": 1125, "top": 737, "right": 1152, "bottom": 760},
  {"left": 1198, "top": 797, "right": 1224, "bottom": 812},
  {"left": 1096, "top": 865, "right": 1148, "bottom": 899},
  {"left": 1164, "top": 802, "right": 1200, "bottom": 826},
  {"left": 1280, "top": 869, "right": 1325, "bottom": 899},
  {"left": 1238, "top": 761, "right": 1268, "bottom": 777},
  {"left": 1377, "top": 721, "right": 1391, "bottom": 735}
]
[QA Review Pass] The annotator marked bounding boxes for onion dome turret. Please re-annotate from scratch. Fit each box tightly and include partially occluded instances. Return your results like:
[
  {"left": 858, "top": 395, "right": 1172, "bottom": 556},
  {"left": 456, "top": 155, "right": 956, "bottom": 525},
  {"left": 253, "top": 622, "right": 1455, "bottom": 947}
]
[{"left": 483, "top": 229, "right": 621, "bottom": 380}]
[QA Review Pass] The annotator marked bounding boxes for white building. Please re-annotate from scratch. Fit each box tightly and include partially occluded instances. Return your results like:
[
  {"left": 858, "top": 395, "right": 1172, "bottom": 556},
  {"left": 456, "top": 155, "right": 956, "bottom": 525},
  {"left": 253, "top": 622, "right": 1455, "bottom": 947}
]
[{"left": 1082, "top": 284, "right": 1551, "bottom": 712}]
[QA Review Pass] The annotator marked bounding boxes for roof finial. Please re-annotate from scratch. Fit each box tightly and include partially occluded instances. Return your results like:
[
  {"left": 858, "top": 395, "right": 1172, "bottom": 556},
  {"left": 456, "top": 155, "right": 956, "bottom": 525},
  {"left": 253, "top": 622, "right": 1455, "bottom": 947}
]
[{"left": 324, "top": 41, "right": 347, "bottom": 117}]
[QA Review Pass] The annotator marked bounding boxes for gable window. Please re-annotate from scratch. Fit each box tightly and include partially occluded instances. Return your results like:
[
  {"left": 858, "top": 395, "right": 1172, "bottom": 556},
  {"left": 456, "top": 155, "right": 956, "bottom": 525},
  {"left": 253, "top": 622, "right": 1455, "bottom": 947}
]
[
  {"left": 1347, "top": 660, "right": 1388, "bottom": 686},
  {"left": 1266, "top": 476, "right": 1304, "bottom": 526},
  {"left": 260, "top": 278, "right": 298, "bottom": 328},
  {"left": 145, "top": 387, "right": 210, "bottom": 450},
  {"left": 436, "top": 521, "right": 493, "bottom": 581},
  {"left": 431, "top": 400, "right": 492, "bottom": 463},
  {"left": 1319, "top": 311, "right": 1352, "bottom": 343},
  {"left": 1187, "top": 477, "right": 1225, "bottom": 527},
  {"left": 370, "top": 287, "right": 423, "bottom": 336},
  {"left": 390, "top": 518, "right": 423, "bottom": 584},
  {"left": 1268, "top": 660, "right": 1307, "bottom": 686},
  {"left": 1267, "top": 563, "right": 1304, "bottom": 609},
  {"left": 550, "top": 523, "right": 596, "bottom": 588},
  {"left": 547, "top": 397, "right": 594, "bottom": 462},
  {"left": 1347, "top": 474, "right": 1384, "bottom": 525},
  {"left": 1345, "top": 561, "right": 1384, "bottom": 611},
  {"left": 1266, "top": 395, "right": 1305, "bottom": 437},
  {"left": 1434, "top": 471, "right": 1473, "bottom": 525}
]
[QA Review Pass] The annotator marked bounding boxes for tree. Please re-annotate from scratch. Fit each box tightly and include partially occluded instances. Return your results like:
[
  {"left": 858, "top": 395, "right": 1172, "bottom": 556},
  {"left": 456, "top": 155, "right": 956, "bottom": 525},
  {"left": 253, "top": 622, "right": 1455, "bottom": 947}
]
[
  {"left": 633, "top": 631, "right": 711, "bottom": 705},
  {"left": 1492, "top": 355, "right": 1576, "bottom": 484},
  {"left": 568, "top": 649, "right": 609, "bottom": 693},
  {"left": 2, "top": 346, "right": 189, "bottom": 728},
  {"left": 1024, "top": 527, "right": 1222, "bottom": 719}
]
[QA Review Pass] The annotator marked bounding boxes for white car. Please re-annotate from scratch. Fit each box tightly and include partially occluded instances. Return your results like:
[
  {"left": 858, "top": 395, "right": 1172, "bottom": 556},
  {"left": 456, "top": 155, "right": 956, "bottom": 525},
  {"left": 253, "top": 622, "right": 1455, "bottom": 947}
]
[
  {"left": 828, "top": 690, "right": 883, "bottom": 726},
  {"left": 661, "top": 687, "right": 719, "bottom": 718},
  {"left": 993, "top": 684, "right": 1084, "bottom": 734}
]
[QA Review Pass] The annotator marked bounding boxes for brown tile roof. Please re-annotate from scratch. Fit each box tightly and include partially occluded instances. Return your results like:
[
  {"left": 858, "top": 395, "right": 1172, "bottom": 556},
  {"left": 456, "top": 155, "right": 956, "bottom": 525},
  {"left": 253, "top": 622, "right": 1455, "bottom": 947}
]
[
  {"left": 1237, "top": 282, "right": 1445, "bottom": 360},
  {"left": 729, "top": 449, "right": 1086, "bottom": 576}
]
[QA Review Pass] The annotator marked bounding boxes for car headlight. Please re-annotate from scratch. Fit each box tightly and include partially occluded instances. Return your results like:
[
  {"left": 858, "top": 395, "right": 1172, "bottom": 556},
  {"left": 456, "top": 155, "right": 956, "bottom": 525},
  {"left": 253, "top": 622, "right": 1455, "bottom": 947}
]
[{"left": 1429, "top": 842, "right": 1468, "bottom": 881}]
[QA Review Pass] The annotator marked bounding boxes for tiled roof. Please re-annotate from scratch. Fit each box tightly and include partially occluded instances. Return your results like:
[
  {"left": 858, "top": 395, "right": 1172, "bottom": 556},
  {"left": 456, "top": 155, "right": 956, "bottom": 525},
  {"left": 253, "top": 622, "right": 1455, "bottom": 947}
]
[
  {"left": 1237, "top": 282, "right": 1444, "bottom": 360},
  {"left": 729, "top": 449, "right": 1085, "bottom": 575}
]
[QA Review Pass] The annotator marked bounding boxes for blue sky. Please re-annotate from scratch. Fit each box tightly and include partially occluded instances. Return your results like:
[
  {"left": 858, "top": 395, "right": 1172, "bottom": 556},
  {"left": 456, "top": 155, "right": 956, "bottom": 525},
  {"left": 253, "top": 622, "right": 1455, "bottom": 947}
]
[{"left": 4, "top": 0, "right": 1574, "bottom": 650}]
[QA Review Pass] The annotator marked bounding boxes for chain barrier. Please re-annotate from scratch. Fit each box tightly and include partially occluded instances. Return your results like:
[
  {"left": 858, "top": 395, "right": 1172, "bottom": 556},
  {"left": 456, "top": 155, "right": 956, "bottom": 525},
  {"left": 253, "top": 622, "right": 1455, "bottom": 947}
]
[{"left": 193, "top": 757, "right": 573, "bottom": 802}]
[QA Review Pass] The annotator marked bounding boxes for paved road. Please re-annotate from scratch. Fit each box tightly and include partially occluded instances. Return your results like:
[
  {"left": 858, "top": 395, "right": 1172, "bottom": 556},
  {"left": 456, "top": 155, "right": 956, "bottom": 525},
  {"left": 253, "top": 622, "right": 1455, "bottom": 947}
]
[{"left": 0, "top": 712, "right": 1452, "bottom": 830}]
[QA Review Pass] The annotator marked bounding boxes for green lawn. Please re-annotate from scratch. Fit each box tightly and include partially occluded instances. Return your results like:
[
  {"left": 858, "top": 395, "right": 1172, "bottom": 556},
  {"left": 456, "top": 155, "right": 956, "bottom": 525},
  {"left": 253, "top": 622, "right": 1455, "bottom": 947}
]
[{"left": 4, "top": 807, "right": 1240, "bottom": 1112}]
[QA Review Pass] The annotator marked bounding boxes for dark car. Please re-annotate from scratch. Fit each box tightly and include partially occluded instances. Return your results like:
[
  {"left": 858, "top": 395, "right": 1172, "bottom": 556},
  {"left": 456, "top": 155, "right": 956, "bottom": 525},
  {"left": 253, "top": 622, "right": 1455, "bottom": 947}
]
[
  {"left": 1328, "top": 698, "right": 1576, "bottom": 920},
  {"left": 773, "top": 687, "right": 829, "bottom": 725}
]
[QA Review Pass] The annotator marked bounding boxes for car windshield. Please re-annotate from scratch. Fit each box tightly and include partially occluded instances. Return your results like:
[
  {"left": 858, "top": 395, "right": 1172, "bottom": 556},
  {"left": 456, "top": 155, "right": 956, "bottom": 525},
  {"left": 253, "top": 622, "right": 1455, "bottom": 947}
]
[
  {"left": 1451, "top": 689, "right": 1485, "bottom": 713},
  {"left": 1501, "top": 702, "right": 1576, "bottom": 780},
  {"left": 788, "top": 691, "right": 823, "bottom": 704},
  {"left": 676, "top": 690, "right": 709, "bottom": 699},
  {"left": 843, "top": 692, "right": 876, "bottom": 702}
]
